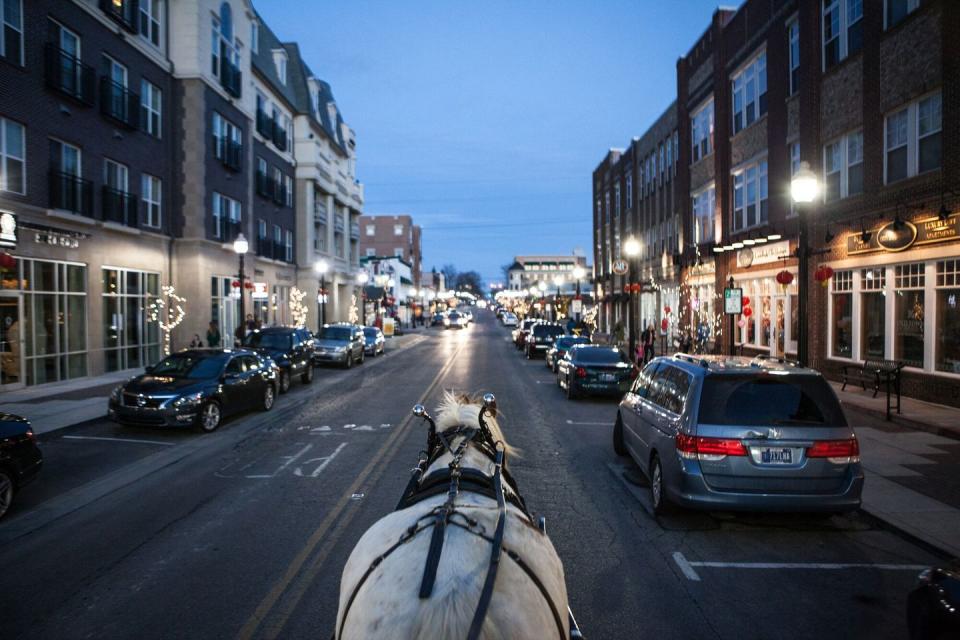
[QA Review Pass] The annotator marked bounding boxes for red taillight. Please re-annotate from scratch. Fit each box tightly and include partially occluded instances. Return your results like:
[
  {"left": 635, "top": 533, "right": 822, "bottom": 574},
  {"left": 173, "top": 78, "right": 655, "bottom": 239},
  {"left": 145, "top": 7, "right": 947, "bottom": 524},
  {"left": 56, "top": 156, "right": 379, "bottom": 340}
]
[
  {"left": 575, "top": 366, "right": 587, "bottom": 378},
  {"left": 676, "top": 434, "right": 747, "bottom": 458},
  {"left": 807, "top": 438, "right": 859, "bottom": 461}
]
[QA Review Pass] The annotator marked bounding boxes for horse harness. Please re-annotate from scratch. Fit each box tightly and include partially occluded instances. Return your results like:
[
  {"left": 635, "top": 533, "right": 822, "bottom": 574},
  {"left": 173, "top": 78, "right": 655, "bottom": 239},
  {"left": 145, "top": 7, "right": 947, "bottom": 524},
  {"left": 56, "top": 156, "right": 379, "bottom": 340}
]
[{"left": 336, "top": 408, "right": 567, "bottom": 640}]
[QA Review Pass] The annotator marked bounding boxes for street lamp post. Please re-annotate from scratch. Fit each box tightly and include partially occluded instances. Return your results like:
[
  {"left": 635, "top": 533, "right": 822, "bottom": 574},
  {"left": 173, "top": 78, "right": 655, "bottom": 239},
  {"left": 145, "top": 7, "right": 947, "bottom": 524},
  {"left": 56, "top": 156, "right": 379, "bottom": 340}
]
[
  {"left": 623, "top": 236, "right": 641, "bottom": 360},
  {"left": 233, "top": 233, "right": 249, "bottom": 343},
  {"left": 791, "top": 161, "right": 820, "bottom": 367},
  {"left": 356, "top": 271, "right": 369, "bottom": 325},
  {"left": 314, "top": 259, "right": 329, "bottom": 332},
  {"left": 553, "top": 274, "right": 564, "bottom": 322}
]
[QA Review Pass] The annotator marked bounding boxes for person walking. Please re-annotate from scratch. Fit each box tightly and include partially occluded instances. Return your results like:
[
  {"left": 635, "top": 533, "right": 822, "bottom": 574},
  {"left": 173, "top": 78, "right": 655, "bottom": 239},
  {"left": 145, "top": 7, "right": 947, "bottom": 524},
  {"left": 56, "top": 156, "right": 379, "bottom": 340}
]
[
  {"left": 643, "top": 323, "right": 656, "bottom": 364},
  {"left": 206, "top": 321, "right": 221, "bottom": 348}
]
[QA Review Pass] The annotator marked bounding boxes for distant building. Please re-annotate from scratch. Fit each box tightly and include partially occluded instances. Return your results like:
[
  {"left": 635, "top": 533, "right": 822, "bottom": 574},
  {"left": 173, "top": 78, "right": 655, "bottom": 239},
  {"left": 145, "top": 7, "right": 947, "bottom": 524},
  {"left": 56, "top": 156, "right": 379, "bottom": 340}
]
[
  {"left": 506, "top": 254, "right": 590, "bottom": 295},
  {"left": 358, "top": 215, "right": 422, "bottom": 286}
]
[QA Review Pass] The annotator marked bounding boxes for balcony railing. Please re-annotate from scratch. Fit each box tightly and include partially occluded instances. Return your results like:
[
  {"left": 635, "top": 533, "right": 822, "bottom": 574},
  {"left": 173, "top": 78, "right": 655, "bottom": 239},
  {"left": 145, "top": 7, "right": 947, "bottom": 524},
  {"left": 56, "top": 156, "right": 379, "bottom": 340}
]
[
  {"left": 100, "top": 77, "right": 140, "bottom": 129},
  {"left": 220, "top": 60, "right": 241, "bottom": 98},
  {"left": 216, "top": 218, "right": 241, "bottom": 242},
  {"left": 272, "top": 124, "right": 287, "bottom": 152},
  {"left": 350, "top": 222, "right": 360, "bottom": 240},
  {"left": 44, "top": 45, "right": 95, "bottom": 105},
  {"left": 102, "top": 186, "right": 138, "bottom": 227},
  {"left": 256, "top": 110, "right": 273, "bottom": 139},
  {"left": 272, "top": 182, "right": 286, "bottom": 206},
  {"left": 49, "top": 171, "right": 93, "bottom": 217},
  {"left": 256, "top": 235, "right": 272, "bottom": 258},
  {"left": 214, "top": 137, "right": 242, "bottom": 172},
  {"left": 100, "top": 0, "right": 138, "bottom": 33},
  {"left": 255, "top": 172, "right": 275, "bottom": 199},
  {"left": 274, "top": 241, "right": 287, "bottom": 262}
]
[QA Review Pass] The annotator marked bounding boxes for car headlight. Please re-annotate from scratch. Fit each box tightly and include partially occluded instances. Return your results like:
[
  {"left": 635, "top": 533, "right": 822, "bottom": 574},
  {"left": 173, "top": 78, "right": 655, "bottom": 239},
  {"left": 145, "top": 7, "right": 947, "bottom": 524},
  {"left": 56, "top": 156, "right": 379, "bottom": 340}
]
[
  {"left": 172, "top": 392, "right": 204, "bottom": 408},
  {"left": 110, "top": 385, "right": 123, "bottom": 402},
  {"left": 333, "top": 345, "right": 347, "bottom": 352}
]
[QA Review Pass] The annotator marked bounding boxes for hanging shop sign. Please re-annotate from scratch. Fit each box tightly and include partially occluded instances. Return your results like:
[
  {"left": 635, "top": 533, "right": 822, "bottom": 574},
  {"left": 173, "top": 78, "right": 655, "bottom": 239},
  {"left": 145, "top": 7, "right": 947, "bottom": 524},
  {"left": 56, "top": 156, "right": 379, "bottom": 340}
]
[
  {"left": 847, "top": 215, "right": 959, "bottom": 255},
  {"left": 736, "top": 240, "right": 791, "bottom": 268},
  {"left": 0, "top": 211, "right": 17, "bottom": 248},
  {"left": 611, "top": 259, "right": 629, "bottom": 276}
]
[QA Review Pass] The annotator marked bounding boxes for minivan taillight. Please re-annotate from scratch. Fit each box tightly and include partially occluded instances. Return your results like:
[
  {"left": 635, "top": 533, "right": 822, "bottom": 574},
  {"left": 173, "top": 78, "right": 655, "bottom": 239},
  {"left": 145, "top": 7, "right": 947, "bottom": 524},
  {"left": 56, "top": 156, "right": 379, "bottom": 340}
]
[
  {"left": 575, "top": 366, "right": 587, "bottom": 378},
  {"left": 676, "top": 434, "right": 747, "bottom": 460},
  {"left": 807, "top": 438, "right": 860, "bottom": 464}
]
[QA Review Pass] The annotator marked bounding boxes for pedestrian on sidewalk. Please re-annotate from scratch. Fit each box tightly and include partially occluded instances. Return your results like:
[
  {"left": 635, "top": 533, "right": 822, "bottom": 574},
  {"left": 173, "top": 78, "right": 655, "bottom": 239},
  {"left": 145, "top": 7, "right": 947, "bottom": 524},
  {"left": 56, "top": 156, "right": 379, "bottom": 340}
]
[
  {"left": 643, "top": 323, "right": 655, "bottom": 364},
  {"left": 206, "top": 321, "right": 221, "bottom": 348},
  {"left": 189, "top": 334, "right": 203, "bottom": 348}
]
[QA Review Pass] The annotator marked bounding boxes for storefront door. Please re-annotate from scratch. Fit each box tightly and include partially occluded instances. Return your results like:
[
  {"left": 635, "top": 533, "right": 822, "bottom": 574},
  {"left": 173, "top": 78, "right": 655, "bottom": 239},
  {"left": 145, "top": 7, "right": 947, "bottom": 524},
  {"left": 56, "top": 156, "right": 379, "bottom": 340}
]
[
  {"left": 0, "top": 293, "right": 23, "bottom": 388},
  {"left": 768, "top": 293, "right": 798, "bottom": 359}
]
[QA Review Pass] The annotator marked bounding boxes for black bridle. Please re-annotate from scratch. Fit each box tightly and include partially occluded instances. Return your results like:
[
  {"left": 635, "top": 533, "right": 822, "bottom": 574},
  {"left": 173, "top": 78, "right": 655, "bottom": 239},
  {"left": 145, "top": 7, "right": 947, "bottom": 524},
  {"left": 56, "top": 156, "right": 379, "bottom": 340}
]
[{"left": 335, "top": 400, "right": 566, "bottom": 640}]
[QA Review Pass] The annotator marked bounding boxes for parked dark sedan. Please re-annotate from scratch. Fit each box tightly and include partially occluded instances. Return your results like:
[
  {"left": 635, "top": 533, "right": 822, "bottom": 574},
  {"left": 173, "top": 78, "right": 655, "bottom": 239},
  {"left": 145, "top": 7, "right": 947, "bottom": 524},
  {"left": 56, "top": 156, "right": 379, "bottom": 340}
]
[
  {"left": 0, "top": 414, "right": 42, "bottom": 520},
  {"left": 557, "top": 345, "right": 634, "bottom": 400},
  {"left": 524, "top": 322, "right": 565, "bottom": 359},
  {"left": 108, "top": 349, "right": 278, "bottom": 433},
  {"left": 908, "top": 562, "right": 960, "bottom": 639},
  {"left": 545, "top": 335, "right": 591, "bottom": 372},
  {"left": 243, "top": 327, "right": 315, "bottom": 393}
]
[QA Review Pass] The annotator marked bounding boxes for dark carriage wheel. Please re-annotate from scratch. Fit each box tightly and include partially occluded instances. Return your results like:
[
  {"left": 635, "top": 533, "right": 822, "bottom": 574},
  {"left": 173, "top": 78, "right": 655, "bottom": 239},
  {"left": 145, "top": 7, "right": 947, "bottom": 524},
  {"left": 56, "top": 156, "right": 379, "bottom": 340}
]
[{"left": 613, "top": 414, "right": 627, "bottom": 456}]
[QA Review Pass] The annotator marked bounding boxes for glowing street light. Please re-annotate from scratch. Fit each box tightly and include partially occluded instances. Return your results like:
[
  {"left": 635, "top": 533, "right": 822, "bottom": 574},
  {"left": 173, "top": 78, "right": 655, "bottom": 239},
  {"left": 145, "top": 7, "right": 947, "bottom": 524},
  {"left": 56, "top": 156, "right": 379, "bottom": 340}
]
[{"left": 791, "top": 160, "right": 821, "bottom": 367}]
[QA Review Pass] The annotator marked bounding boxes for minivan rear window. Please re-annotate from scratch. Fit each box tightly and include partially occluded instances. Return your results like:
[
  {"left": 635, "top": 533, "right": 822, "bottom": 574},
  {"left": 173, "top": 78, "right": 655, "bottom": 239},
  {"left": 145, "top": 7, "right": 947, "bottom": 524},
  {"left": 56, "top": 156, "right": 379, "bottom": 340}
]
[
  {"left": 698, "top": 374, "right": 847, "bottom": 426},
  {"left": 533, "top": 324, "right": 564, "bottom": 337}
]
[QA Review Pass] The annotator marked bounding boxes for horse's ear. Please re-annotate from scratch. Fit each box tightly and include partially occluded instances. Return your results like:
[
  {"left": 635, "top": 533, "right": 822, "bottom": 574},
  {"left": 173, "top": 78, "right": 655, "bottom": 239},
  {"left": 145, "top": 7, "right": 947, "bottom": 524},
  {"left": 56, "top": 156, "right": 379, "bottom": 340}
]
[{"left": 457, "top": 393, "right": 472, "bottom": 404}]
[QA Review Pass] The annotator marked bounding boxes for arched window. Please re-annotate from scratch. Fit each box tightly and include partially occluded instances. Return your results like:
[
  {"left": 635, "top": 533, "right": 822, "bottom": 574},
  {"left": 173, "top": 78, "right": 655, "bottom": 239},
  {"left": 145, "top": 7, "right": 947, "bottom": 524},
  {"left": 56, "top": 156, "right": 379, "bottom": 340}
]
[{"left": 219, "top": 2, "right": 233, "bottom": 41}]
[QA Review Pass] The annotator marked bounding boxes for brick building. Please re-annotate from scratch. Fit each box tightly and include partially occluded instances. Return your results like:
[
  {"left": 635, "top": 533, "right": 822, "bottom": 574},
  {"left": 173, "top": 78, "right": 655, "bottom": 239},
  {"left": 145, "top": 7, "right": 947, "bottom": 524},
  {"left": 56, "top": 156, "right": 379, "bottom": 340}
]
[
  {"left": 0, "top": 0, "right": 365, "bottom": 391},
  {"left": 592, "top": 0, "right": 960, "bottom": 405},
  {"left": 358, "top": 214, "right": 422, "bottom": 287}
]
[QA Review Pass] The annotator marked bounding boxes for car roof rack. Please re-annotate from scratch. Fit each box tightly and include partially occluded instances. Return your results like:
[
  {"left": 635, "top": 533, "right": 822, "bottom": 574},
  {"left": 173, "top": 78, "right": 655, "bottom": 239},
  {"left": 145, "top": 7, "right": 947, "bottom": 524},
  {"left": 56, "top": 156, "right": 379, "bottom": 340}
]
[{"left": 672, "top": 352, "right": 710, "bottom": 369}]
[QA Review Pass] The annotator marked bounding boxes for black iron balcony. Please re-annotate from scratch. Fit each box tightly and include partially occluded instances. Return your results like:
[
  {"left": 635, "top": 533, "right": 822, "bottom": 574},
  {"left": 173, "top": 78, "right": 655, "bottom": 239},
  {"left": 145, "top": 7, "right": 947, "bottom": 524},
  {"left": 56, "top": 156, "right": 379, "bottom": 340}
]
[
  {"left": 256, "top": 110, "right": 273, "bottom": 139},
  {"left": 220, "top": 60, "right": 241, "bottom": 98},
  {"left": 272, "top": 123, "right": 287, "bottom": 152},
  {"left": 44, "top": 44, "right": 95, "bottom": 105},
  {"left": 100, "top": 77, "right": 140, "bottom": 129},
  {"left": 256, "top": 235, "right": 273, "bottom": 258},
  {"left": 49, "top": 170, "right": 93, "bottom": 217},
  {"left": 101, "top": 186, "right": 138, "bottom": 227},
  {"left": 274, "top": 241, "right": 289, "bottom": 262},
  {"left": 217, "top": 218, "right": 241, "bottom": 242},
  {"left": 214, "top": 136, "right": 242, "bottom": 172},
  {"left": 272, "top": 182, "right": 287, "bottom": 206},
  {"left": 255, "top": 171, "right": 275, "bottom": 199},
  {"left": 100, "top": 0, "right": 138, "bottom": 33}
]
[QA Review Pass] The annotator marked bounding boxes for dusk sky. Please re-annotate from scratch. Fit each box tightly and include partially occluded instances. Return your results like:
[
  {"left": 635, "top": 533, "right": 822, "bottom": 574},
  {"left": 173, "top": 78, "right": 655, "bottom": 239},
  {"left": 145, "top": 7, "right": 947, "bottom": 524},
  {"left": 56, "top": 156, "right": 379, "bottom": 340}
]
[{"left": 254, "top": 0, "right": 723, "bottom": 286}]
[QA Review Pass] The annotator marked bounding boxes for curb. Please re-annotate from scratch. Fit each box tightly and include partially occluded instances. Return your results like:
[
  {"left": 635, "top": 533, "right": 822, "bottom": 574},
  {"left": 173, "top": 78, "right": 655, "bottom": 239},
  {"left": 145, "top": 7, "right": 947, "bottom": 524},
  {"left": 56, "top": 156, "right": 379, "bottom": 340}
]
[
  {"left": 856, "top": 505, "right": 955, "bottom": 561},
  {"left": 842, "top": 401, "right": 960, "bottom": 443}
]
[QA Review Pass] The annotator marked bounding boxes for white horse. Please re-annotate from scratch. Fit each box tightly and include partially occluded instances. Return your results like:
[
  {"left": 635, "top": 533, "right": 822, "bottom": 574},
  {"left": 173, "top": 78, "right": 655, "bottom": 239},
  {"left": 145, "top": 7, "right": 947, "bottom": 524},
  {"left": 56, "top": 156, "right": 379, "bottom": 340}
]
[{"left": 335, "top": 392, "right": 570, "bottom": 640}]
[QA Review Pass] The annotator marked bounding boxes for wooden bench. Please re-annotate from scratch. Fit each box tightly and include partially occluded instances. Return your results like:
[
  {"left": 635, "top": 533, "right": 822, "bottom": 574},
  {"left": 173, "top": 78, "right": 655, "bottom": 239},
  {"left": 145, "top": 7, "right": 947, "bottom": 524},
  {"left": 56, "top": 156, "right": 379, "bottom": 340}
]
[{"left": 841, "top": 358, "right": 904, "bottom": 420}]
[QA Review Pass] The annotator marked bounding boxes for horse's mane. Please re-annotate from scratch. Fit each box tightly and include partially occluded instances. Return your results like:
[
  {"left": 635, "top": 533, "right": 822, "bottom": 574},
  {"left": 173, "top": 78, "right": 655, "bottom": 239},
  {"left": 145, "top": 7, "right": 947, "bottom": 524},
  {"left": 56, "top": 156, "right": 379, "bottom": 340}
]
[{"left": 434, "top": 391, "right": 518, "bottom": 458}]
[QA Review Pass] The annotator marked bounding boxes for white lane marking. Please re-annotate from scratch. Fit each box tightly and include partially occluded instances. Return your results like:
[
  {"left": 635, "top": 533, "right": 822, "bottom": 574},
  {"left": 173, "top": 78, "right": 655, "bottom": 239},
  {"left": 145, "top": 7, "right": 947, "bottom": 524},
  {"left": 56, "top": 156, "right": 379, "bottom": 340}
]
[
  {"left": 672, "top": 552, "right": 701, "bottom": 581},
  {"left": 672, "top": 551, "right": 927, "bottom": 581},
  {"left": 294, "top": 442, "right": 348, "bottom": 478},
  {"left": 62, "top": 435, "right": 176, "bottom": 446},
  {"left": 565, "top": 419, "right": 609, "bottom": 426},
  {"left": 353, "top": 425, "right": 374, "bottom": 432},
  {"left": 379, "top": 423, "right": 391, "bottom": 429},
  {"left": 534, "top": 380, "right": 556, "bottom": 385},
  {"left": 343, "top": 423, "right": 357, "bottom": 430},
  {"left": 312, "top": 426, "right": 331, "bottom": 432},
  {"left": 246, "top": 443, "right": 313, "bottom": 479}
]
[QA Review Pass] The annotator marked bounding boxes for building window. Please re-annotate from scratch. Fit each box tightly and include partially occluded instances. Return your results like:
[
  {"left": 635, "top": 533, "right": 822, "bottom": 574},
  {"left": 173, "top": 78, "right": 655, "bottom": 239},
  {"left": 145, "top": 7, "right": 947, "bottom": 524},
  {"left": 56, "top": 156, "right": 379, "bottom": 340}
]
[
  {"left": 885, "top": 91, "right": 941, "bottom": 183},
  {"left": 285, "top": 230, "right": 293, "bottom": 262},
  {"left": 393, "top": 224, "right": 403, "bottom": 236},
  {"left": 731, "top": 52, "right": 766, "bottom": 134},
  {"left": 251, "top": 21, "right": 259, "bottom": 54},
  {"left": 273, "top": 50, "right": 288, "bottom": 85},
  {"left": 936, "top": 259, "right": 960, "bottom": 373},
  {"left": 394, "top": 247, "right": 403, "bottom": 258},
  {"left": 139, "top": 0, "right": 161, "bottom": 48},
  {"left": 788, "top": 19, "right": 800, "bottom": 96},
  {"left": 212, "top": 192, "right": 240, "bottom": 239},
  {"left": 831, "top": 270, "right": 853, "bottom": 358},
  {"left": 1, "top": 0, "right": 22, "bottom": 65},
  {"left": 365, "top": 248, "right": 375, "bottom": 257},
  {"left": 672, "top": 131, "right": 678, "bottom": 175},
  {"left": 665, "top": 137, "right": 672, "bottom": 178},
  {"left": 614, "top": 183, "right": 620, "bottom": 218},
  {"left": 894, "top": 263, "right": 924, "bottom": 367},
  {"left": 0, "top": 117, "right": 25, "bottom": 195},
  {"left": 691, "top": 99, "right": 714, "bottom": 162},
  {"left": 140, "top": 80, "right": 162, "bottom": 138},
  {"left": 691, "top": 184, "right": 715, "bottom": 244},
  {"left": 886, "top": 0, "right": 920, "bottom": 29},
  {"left": 102, "top": 268, "right": 161, "bottom": 372},
  {"left": 823, "top": 130, "right": 863, "bottom": 201},
  {"left": 104, "top": 159, "right": 128, "bottom": 193},
  {"left": 731, "top": 158, "right": 768, "bottom": 231},
  {"left": 211, "top": 275, "right": 239, "bottom": 346},
  {"left": 658, "top": 144, "right": 665, "bottom": 186},
  {"left": 284, "top": 175, "right": 293, "bottom": 207},
  {"left": 365, "top": 224, "right": 375, "bottom": 236},
  {"left": 141, "top": 174, "right": 161, "bottom": 228},
  {"left": 212, "top": 112, "right": 242, "bottom": 170},
  {"left": 788, "top": 142, "right": 801, "bottom": 217},
  {"left": 861, "top": 268, "right": 886, "bottom": 359},
  {"left": 625, "top": 174, "right": 632, "bottom": 207},
  {"left": 823, "top": 0, "right": 863, "bottom": 71}
]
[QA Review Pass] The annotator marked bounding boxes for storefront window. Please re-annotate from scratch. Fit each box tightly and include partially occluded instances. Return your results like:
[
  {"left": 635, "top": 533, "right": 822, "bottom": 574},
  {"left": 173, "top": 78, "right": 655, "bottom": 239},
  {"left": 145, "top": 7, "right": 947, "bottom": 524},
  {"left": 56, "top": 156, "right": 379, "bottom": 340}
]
[
  {"left": 759, "top": 295, "right": 771, "bottom": 347},
  {"left": 894, "top": 263, "right": 924, "bottom": 367},
  {"left": 789, "top": 293, "right": 798, "bottom": 353},
  {"left": 935, "top": 260, "right": 960, "bottom": 373},
  {"left": 861, "top": 268, "right": 886, "bottom": 359},
  {"left": 102, "top": 268, "right": 161, "bottom": 371},
  {"left": 831, "top": 270, "right": 853, "bottom": 358},
  {"left": 212, "top": 275, "right": 239, "bottom": 346}
]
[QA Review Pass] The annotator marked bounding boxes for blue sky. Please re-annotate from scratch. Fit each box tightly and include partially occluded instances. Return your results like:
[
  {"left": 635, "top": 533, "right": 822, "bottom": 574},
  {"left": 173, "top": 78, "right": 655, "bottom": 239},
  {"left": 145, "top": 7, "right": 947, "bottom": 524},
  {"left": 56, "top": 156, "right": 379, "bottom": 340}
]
[{"left": 254, "top": 0, "right": 724, "bottom": 285}]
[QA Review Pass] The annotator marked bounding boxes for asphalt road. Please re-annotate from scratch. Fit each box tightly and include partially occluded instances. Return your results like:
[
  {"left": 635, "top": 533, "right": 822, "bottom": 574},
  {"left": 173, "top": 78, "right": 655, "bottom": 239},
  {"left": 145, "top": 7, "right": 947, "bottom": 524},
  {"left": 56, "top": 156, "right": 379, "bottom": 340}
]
[{"left": 0, "top": 311, "right": 944, "bottom": 640}]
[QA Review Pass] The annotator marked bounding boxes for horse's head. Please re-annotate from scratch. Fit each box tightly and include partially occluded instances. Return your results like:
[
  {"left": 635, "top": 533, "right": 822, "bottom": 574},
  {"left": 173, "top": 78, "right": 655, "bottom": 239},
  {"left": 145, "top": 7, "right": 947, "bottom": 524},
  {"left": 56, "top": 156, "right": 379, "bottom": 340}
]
[{"left": 416, "top": 391, "right": 517, "bottom": 463}]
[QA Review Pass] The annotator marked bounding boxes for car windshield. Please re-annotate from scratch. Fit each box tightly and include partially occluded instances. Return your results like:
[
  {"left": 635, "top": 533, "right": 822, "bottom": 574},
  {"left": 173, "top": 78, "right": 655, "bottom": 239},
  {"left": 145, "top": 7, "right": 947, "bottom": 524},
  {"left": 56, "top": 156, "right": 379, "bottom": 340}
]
[
  {"left": 573, "top": 347, "right": 627, "bottom": 364},
  {"left": 319, "top": 326, "right": 352, "bottom": 341},
  {"left": 448, "top": 313, "right": 460, "bottom": 319},
  {"left": 698, "top": 375, "right": 847, "bottom": 426},
  {"left": 243, "top": 332, "right": 292, "bottom": 350},
  {"left": 363, "top": 328, "right": 378, "bottom": 338},
  {"left": 556, "top": 336, "right": 589, "bottom": 349},
  {"left": 150, "top": 354, "right": 226, "bottom": 379},
  {"left": 533, "top": 324, "right": 564, "bottom": 337}
]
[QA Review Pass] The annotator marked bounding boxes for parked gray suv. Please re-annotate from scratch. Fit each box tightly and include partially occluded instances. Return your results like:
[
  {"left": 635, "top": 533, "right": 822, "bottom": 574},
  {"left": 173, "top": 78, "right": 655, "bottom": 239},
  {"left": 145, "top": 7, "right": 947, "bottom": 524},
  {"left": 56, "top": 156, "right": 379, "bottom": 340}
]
[
  {"left": 313, "top": 323, "right": 366, "bottom": 368},
  {"left": 614, "top": 354, "right": 863, "bottom": 514}
]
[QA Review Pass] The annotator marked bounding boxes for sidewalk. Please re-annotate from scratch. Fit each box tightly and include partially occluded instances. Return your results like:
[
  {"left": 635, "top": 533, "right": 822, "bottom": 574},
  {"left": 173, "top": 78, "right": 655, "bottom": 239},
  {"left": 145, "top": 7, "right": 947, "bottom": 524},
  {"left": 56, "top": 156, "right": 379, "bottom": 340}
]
[{"left": 835, "top": 383, "right": 960, "bottom": 558}]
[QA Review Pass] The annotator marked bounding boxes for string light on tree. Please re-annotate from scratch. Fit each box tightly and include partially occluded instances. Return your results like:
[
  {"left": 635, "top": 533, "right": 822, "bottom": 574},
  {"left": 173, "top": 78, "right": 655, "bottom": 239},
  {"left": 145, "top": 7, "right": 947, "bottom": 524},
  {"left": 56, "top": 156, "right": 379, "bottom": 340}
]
[
  {"left": 349, "top": 294, "right": 359, "bottom": 324},
  {"left": 290, "top": 287, "right": 309, "bottom": 328},
  {"left": 147, "top": 285, "right": 186, "bottom": 356}
]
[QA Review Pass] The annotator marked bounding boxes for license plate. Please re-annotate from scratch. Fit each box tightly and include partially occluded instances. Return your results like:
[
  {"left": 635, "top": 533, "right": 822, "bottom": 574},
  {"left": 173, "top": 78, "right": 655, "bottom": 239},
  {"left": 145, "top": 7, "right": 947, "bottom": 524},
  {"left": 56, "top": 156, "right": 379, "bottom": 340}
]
[
  {"left": 755, "top": 447, "right": 794, "bottom": 464},
  {"left": 599, "top": 374, "right": 616, "bottom": 382}
]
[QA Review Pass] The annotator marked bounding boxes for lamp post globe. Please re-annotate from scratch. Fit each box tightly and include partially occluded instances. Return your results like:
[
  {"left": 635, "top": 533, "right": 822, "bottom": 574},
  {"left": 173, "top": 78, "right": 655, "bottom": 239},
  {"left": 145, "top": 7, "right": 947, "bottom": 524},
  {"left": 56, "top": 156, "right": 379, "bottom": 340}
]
[
  {"left": 232, "top": 233, "right": 249, "bottom": 343},
  {"left": 791, "top": 161, "right": 819, "bottom": 203},
  {"left": 790, "top": 160, "right": 820, "bottom": 367},
  {"left": 622, "top": 236, "right": 641, "bottom": 361},
  {"left": 232, "top": 233, "right": 248, "bottom": 255}
]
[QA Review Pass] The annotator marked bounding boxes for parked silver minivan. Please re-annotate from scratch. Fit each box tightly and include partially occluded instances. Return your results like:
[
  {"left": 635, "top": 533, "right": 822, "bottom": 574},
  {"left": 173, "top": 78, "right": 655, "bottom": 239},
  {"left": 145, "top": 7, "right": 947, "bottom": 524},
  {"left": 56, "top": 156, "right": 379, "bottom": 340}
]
[{"left": 614, "top": 354, "right": 863, "bottom": 514}]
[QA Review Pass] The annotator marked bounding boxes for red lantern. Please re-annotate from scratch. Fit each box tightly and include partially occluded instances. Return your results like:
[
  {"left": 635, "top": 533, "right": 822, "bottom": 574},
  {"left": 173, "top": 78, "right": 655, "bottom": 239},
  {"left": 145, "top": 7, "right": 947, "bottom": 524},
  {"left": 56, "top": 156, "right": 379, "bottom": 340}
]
[
  {"left": 664, "top": 305, "right": 672, "bottom": 314},
  {"left": 742, "top": 296, "right": 751, "bottom": 306},
  {"left": 776, "top": 270, "right": 794, "bottom": 286},
  {"left": 623, "top": 284, "right": 630, "bottom": 293},
  {"left": 244, "top": 281, "right": 254, "bottom": 289},
  {"left": 631, "top": 283, "right": 641, "bottom": 294},
  {"left": 231, "top": 280, "right": 240, "bottom": 288},
  {"left": 0, "top": 252, "right": 15, "bottom": 270},
  {"left": 743, "top": 306, "right": 753, "bottom": 317},
  {"left": 814, "top": 265, "right": 835, "bottom": 286},
  {"left": 661, "top": 318, "right": 669, "bottom": 331}
]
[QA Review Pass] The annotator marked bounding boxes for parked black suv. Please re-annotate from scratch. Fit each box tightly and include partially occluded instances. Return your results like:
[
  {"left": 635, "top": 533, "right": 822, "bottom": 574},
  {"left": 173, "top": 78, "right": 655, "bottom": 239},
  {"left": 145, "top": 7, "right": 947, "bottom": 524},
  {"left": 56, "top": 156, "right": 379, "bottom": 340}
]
[
  {"left": 243, "top": 327, "right": 316, "bottom": 393},
  {"left": 0, "top": 414, "right": 42, "bottom": 520},
  {"left": 525, "top": 322, "right": 565, "bottom": 359}
]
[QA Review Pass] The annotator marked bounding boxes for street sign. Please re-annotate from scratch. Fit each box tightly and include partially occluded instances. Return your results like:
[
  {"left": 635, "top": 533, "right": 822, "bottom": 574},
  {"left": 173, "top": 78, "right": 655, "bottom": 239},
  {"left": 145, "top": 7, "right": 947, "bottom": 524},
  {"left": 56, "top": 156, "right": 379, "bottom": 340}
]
[
  {"left": 571, "top": 298, "right": 582, "bottom": 314},
  {"left": 724, "top": 287, "right": 743, "bottom": 314},
  {"left": 612, "top": 259, "right": 629, "bottom": 276}
]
